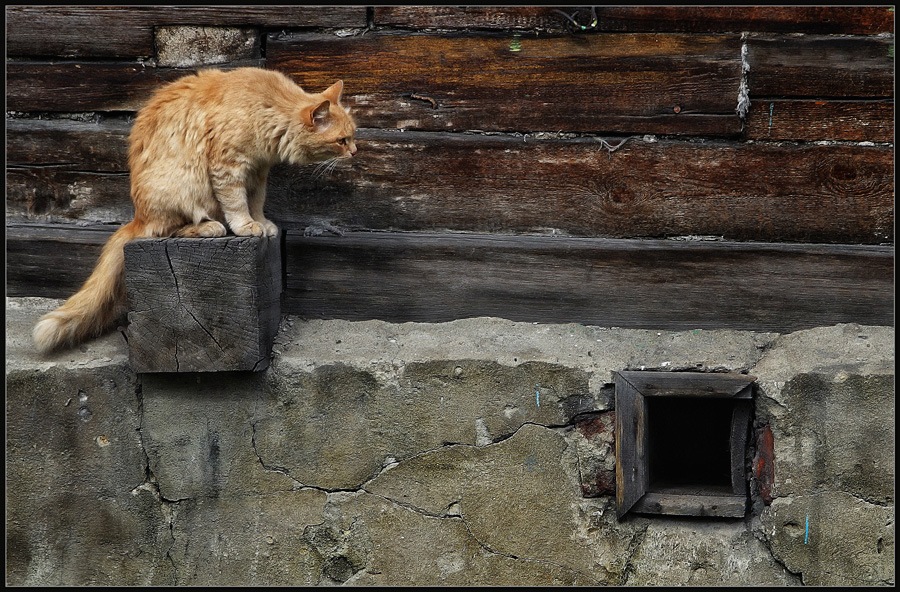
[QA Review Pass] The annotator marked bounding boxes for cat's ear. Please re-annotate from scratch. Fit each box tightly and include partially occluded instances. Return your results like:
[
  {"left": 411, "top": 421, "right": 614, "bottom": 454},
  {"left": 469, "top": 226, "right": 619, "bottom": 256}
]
[
  {"left": 322, "top": 80, "right": 344, "bottom": 104},
  {"left": 302, "top": 100, "right": 332, "bottom": 129}
]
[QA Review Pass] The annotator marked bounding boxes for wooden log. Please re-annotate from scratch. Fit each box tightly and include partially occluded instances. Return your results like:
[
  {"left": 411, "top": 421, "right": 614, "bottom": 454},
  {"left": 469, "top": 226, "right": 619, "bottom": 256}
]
[
  {"left": 6, "top": 118, "right": 130, "bottom": 170},
  {"left": 267, "top": 31, "right": 744, "bottom": 136},
  {"left": 124, "top": 236, "right": 283, "bottom": 373},
  {"left": 744, "top": 100, "right": 894, "bottom": 142},
  {"left": 281, "top": 231, "right": 894, "bottom": 332},
  {"left": 6, "top": 60, "right": 263, "bottom": 112},
  {"left": 264, "top": 130, "right": 894, "bottom": 244},
  {"left": 5, "top": 6, "right": 367, "bottom": 58},
  {"left": 747, "top": 35, "right": 894, "bottom": 99},
  {"left": 375, "top": 6, "right": 894, "bottom": 35},
  {"left": 6, "top": 168, "right": 132, "bottom": 223},
  {"left": 5, "top": 225, "right": 894, "bottom": 332},
  {"left": 5, "top": 6, "right": 156, "bottom": 58},
  {"left": 5, "top": 225, "right": 114, "bottom": 298},
  {"left": 7, "top": 123, "right": 894, "bottom": 243}
]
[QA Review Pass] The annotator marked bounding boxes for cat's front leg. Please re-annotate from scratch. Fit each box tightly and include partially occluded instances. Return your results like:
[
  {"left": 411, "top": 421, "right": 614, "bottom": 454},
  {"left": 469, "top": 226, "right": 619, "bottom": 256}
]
[
  {"left": 211, "top": 167, "right": 277, "bottom": 236},
  {"left": 248, "top": 168, "right": 279, "bottom": 237},
  {"left": 213, "top": 178, "right": 268, "bottom": 237}
]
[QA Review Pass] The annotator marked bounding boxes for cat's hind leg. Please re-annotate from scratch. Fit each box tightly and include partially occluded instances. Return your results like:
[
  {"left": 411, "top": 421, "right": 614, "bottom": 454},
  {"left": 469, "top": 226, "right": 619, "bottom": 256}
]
[{"left": 174, "top": 220, "right": 227, "bottom": 238}]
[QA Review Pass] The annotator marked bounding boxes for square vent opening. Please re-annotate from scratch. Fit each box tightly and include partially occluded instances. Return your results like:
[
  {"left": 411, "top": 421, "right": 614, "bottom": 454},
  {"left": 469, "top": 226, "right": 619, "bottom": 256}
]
[{"left": 614, "top": 371, "right": 755, "bottom": 519}]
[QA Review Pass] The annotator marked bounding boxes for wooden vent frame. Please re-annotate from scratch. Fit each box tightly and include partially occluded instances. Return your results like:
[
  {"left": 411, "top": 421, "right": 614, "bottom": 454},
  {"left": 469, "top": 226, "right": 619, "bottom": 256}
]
[{"left": 614, "top": 371, "right": 756, "bottom": 519}]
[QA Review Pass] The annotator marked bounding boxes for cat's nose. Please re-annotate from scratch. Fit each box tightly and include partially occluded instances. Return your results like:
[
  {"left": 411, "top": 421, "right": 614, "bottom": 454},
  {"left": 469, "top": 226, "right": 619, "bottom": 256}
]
[{"left": 349, "top": 143, "right": 357, "bottom": 156}]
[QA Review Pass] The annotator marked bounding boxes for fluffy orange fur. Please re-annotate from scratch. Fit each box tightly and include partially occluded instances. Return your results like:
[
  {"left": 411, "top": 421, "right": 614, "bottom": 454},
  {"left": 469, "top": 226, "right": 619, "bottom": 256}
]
[{"left": 33, "top": 67, "right": 357, "bottom": 353}]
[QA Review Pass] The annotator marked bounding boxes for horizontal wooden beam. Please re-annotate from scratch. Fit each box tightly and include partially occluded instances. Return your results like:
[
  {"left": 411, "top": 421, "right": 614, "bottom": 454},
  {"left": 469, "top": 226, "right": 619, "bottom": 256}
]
[
  {"left": 6, "top": 168, "right": 132, "bottom": 223},
  {"left": 374, "top": 7, "right": 895, "bottom": 35},
  {"left": 6, "top": 118, "right": 131, "bottom": 171},
  {"left": 9, "top": 225, "right": 891, "bottom": 333},
  {"left": 264, "top": 130, "right": 893, "bottom": 244},
  {"left": 744, "top": 99, "right": 894, "bottom": 142},
  {"left": 281, "top": 231, "right": 894, "bottom": 332},
  {"left": 7, "top": 124, "right": 894, "bottom": 243},
  {"left": 746, "top": 35, "right": 894, "bottom": 99},
  {"left": 267, "top": 31, "right": 744, "bottom": 136},
  {"left": 5, "top": 6, "right": 366, "bottom": 58},
  {"left": 7, "top": 63, "right": 189, "bottom": 112}
]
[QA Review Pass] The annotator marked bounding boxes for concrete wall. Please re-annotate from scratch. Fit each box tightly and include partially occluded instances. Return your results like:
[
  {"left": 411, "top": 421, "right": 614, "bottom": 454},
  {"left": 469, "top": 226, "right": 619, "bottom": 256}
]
[{"left": 6, "top": 297, "right": 894, "bottom": 586}]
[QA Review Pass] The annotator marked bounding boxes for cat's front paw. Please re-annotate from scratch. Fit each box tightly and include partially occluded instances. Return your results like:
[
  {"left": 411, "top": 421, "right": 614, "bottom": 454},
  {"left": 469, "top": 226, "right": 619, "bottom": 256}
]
[
  {"left": 232, "top": 220, "right": 266, "bottom": 237},
  {"left": 261, "top": 219, "right": 279, "bottom": 237}
]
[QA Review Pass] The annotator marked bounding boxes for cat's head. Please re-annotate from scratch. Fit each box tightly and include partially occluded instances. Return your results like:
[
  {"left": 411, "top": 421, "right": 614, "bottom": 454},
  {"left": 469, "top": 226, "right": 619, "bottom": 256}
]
[{"left": 297, "top": 80, "right": 357, "bottom": 163}]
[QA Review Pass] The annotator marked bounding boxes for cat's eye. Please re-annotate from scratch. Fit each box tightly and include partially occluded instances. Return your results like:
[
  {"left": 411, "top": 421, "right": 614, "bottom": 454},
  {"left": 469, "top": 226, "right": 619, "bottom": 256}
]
[{"left": 337, "top": 137, "right": 350, "bottom": 146}]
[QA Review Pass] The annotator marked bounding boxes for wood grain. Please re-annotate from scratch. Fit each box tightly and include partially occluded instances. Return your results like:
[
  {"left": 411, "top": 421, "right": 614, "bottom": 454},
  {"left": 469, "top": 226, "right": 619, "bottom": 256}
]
[
  {"left": 267, "top": 31, "right": 744, "bottom": 135},
  {"left": 6, "top": 118, "right": 130, "bottom": 170},
  {"left": 5, "top": 6, "right": 366, "bottom": 58},
  {"left": 7, "top": 122, "right": 893, "bottom": 243},
  {"left": 747, "top": 35, "right": 894, "bottom": 99},
  {"left": 375, "top": 6, "right": 895, "bottom": 35},
  {"left": 280, "top": 231, "right": 894, "bottom": 332},
  {"left": 6, "top": 226, "right": 894, "bottom": 332},
  {"left": 6, "top": 60, "right": 263, "bottom": 112},
  {"left": 6, "top": 168, "right": 132, "bottom": 223},
  {"left": 615, "top": 372, "right": 755, "bottom": 398},
  {"left": 632, "top": 492, "right": 746, "bottom": 518},
  {"left": 5, "top": 225, "right": 114, "bottom": 298},
  {"left": 744, "top": 100, "right": 894, "bottom": 142},
  {"left": 7, "top": 62, "right": 185, "bottom": 113},
  {"left": 124, "top": 236, "right": 282, "bottom": 373},
  {"left": 265, "top": 130, "right": 893, "bottom": 244},
  {"left": 614, "top": 373, "right": 648, "bottom": 519}
]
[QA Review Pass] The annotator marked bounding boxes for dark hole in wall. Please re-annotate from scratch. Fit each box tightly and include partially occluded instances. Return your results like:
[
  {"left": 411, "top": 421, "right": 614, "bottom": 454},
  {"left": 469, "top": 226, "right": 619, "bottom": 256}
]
[{"left": 647, "top": 396, "right": 733, "bottom": 491}]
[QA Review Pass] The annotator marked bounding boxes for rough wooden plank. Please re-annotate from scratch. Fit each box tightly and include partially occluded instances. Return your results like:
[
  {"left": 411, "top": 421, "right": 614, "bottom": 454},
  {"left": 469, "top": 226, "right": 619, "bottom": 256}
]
[
  {"left": 583, "top": 6, "right": 895, "bottom": 34},
  {"left": 6, "top": 60, "right": 263, "bottom": 113},
  {"left": 5, "top": 6, "right": 156, "bottom": 58},
  {"left": 6, "top": 168, "right": 132, "bottom": 223},
  {"left": 7, "top": 125, "right": 893, "bottom": 243},
  {"left": 632, "top": 492, "right": 746, "bottom": 517},
  {"left": 267, "top": 31, "right": 744, "bottom": 135},
  {"left": 730, "top": 401, "right": 752, "bottom": 494},
  {"left": 5, "top": 6, "right": 366, "bottom": 58},
  {"left": 123, "top": 236, "right": 282, "bottom": 373},
  {"left": 6, "top": 226, "right": 895, "bottom": 332},
  {"left": 745, "top": 100, "right": 894, "bottom": 142},
  {"left": 747, "top": 35, "right": 894, "bottom": 99},
  {"left": 374, "top": 7, "right": 570, "bottom": 31},
  {"left": 266, "top": 130, "right": 894, "bottom": 244},
  {"left": 375, "top": 6, "right": 894, "bottom": 34},
  {"left": 616, "top": 371, "right": 755, "bottom": 398},
  {"left": 6, "top": 118, "right": 131, "bottom": 170},
  {"left": 281, "top": 232, "right": 894, "bottom": 332},
  {"left": 615, "top": 373, "right": 648, "bottom": 519},
  {"left": 5, "top": 225, "right": 113, "bottom": 299}
]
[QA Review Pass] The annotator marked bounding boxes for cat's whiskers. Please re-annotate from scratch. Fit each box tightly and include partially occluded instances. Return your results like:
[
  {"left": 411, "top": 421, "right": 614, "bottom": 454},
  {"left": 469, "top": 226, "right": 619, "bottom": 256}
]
[{"left": 311, "top": 157, "right": 341, "bottom": 181}]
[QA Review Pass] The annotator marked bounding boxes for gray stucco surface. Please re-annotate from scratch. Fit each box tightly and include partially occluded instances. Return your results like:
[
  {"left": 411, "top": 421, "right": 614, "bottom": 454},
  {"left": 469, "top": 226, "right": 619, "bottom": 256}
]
[{"left": 6, "top": 297, "right": 894, "bottom": 585}]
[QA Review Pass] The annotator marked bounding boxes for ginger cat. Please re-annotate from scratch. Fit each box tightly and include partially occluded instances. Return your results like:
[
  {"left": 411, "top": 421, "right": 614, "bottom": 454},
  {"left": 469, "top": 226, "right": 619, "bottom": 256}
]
[{"left": 33, "top": 67, "right": 357, "bottom": 353}]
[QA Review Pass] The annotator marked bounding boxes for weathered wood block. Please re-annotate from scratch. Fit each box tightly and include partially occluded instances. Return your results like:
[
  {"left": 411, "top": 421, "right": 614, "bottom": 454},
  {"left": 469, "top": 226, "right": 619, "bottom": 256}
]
[{"left": 124, "top": 235, "right": 282, "bottom": 373}]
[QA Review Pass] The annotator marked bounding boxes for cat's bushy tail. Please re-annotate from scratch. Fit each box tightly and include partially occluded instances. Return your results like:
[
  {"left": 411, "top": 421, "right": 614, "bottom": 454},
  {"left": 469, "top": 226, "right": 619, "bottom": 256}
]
[{"left": 33, "top": 219, "right": 146, "bottom": 353}]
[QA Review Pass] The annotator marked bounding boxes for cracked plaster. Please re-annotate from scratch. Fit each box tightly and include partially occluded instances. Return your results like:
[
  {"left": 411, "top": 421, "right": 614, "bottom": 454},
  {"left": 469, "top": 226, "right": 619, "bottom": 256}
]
[{"left": 5, "top": 298, "right": 894, "bottom": 585}]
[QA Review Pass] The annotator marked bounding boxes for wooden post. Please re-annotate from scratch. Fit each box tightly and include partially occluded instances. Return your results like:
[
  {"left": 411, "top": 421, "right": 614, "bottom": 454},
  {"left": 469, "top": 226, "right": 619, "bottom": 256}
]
[{"left": 124, "top": 235, "right": 282, "bottom": 373}]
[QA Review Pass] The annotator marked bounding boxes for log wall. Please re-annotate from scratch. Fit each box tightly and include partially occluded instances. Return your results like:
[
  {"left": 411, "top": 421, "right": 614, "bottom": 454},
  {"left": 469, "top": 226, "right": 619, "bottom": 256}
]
[{"left": 5, "top": 6, "right": 894, "bottom": 331}]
